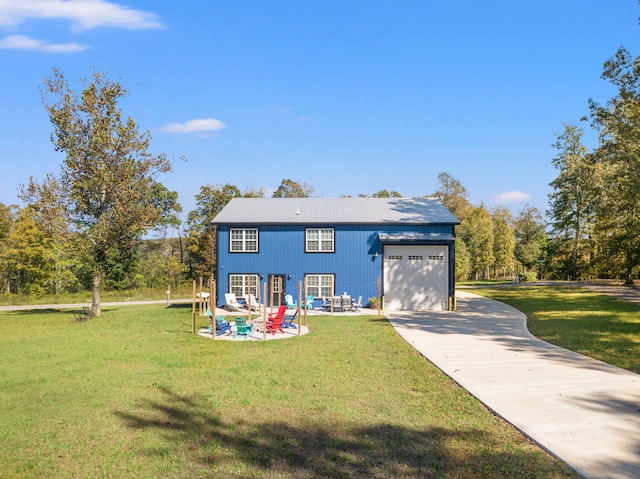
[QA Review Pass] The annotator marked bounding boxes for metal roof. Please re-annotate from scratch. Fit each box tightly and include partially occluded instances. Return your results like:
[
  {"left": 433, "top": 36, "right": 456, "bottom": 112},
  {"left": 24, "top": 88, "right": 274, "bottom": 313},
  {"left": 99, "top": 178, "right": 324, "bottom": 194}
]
[{"left": 212, "top": 197, "right": 459, "bottom": 225}]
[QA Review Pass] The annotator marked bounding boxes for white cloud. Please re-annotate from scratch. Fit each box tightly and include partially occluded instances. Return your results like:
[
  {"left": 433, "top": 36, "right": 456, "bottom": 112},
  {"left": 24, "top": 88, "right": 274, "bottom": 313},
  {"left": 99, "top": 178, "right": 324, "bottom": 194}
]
[
  {"left": 0, "top": 0, "right": 163, "bottom": 31},
  {"left": 493, "top": 190, "right": 531, "bottom": 204},
  {"left": 0, "top": 34, "right": 87, "bottom": 52},
  {"left": 160, "top": 118, "right": 226, "bottom": 134}
]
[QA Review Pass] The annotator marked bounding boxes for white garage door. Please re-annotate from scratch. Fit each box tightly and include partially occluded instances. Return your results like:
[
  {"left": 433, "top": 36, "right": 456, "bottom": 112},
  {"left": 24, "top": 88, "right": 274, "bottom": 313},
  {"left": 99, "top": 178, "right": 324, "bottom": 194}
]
[{"left": 383, "top": 245, "right": 449, "bottom": 311}]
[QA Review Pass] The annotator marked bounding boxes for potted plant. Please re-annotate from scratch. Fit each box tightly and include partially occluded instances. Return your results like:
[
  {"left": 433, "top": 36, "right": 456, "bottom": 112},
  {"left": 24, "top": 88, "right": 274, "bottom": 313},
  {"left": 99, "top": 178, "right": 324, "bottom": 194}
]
[{"left": 368, "top": 297, "right": 379, "bottom": 309}]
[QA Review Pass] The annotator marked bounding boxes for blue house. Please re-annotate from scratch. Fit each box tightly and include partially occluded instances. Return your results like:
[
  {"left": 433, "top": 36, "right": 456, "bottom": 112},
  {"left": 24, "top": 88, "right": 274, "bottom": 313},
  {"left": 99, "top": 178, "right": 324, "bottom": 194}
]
[{"left": 211, "top": 197, "right": 459, "bottom": 311}]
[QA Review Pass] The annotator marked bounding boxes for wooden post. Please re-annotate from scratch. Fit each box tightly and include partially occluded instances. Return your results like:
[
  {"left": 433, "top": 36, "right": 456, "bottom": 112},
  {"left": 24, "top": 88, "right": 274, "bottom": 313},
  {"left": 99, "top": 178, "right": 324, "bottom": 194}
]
[
  {"left": 210, "top": 274, "right": 216, "bottom": 314},
  {"left": 210, "top": 275, "right": 215, "bottom": 340},
  {"left": 263, "top": 281, "right": 267, "bottom": 341},
  {"left": 297, "top": 280, "right": 302, "bottom": 336},
  {"left": 330, "top": 277, "right": 335, "bottom": 315},
  {"left": 303, "top": 276, "right": 308, "bottom": 326},
  {"left": 191, "top": 280, "right": 196, "bottom": 334},
  {"left": 247, "top": 276, "right": 253, "bottom": 323},
  {"left": 198, "top": 275, "right": 204, "bottom": 316}
]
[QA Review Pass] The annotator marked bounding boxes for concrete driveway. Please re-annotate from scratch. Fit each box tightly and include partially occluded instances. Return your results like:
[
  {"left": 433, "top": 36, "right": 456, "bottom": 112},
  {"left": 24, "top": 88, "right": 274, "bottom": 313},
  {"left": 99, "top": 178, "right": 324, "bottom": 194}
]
[{"left": 386, "top": 290, "right": 640, "bottom": 479}]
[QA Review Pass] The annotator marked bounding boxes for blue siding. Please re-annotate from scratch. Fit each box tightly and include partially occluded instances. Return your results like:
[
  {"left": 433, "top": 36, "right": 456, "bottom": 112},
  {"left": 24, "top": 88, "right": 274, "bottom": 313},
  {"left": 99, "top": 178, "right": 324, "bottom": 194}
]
[{"left": 216, "top": 224, "right": 455, "bottom": 307}]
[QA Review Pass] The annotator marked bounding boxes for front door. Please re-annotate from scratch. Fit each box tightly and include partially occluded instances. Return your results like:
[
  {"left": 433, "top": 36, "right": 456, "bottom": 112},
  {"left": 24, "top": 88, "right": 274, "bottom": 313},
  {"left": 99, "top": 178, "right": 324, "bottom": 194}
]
[{"left": 268, "top": 274, "right": 286, "bottom": 307}]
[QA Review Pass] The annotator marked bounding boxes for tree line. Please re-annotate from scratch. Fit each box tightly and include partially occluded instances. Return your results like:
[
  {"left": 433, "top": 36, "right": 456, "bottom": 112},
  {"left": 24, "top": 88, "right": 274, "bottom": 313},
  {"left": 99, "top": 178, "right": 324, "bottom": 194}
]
[{"left": 2, "top": 42, "right": 640, "bottom": 312}]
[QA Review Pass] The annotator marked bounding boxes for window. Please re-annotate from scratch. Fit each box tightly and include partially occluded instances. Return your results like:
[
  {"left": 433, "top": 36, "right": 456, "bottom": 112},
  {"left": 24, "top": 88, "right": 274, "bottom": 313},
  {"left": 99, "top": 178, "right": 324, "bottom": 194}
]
[
  {"left": 229, "top": 274, "right": 259, "bottom": 297},
  {"left": 230, "top": 228, "right": 258, "bottom": 252},
  {"left": 428, "top": 255, "right": 444, "bottom": 261},
  {"left": 408, "top": 255, "right": 424, "bottom": 261},
  {"left": 305, "top": 274, "right": 334, "bottom": 298},
  {"left": 387, "top": 255, "right": 403, "bottom": 261},
  {"left": 306, "top": 228, "right": 334, "bottom": 253}
]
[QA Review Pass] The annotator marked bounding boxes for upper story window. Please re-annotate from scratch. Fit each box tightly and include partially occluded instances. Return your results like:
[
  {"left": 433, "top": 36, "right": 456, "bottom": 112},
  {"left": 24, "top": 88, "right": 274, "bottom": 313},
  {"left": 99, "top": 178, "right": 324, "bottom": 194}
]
[
  {"left": 230, "top": 228, "right": 258, "bottom": 252},
  {"left": 305, "top": 228, "right": 334, "bottom": 253}
]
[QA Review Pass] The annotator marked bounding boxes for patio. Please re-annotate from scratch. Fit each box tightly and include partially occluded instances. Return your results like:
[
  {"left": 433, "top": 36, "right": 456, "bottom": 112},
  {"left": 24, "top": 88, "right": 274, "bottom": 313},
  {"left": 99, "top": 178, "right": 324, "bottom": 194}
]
[{"left": 196, "top": 305, "right": 378, "bottom": 341}]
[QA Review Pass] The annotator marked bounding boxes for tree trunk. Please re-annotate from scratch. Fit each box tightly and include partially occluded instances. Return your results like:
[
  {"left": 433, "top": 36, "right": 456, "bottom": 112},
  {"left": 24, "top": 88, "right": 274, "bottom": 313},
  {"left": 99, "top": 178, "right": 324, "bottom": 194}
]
[{"left": 92, "top": 272, "right": 101, "bottom": 316}]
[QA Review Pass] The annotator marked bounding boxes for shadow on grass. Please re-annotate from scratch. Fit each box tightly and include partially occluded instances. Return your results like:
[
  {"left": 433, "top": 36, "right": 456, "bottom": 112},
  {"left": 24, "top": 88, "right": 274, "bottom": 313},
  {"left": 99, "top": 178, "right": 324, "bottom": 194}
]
[
  {"left": 0, "top": 308, "right": 62, "bottom": 316},
  {"left": 167, "top": 303, "right": 194, "bottom": 310},
  {"left": 114, "top": 387, "right": 575, "bottom": 478}
]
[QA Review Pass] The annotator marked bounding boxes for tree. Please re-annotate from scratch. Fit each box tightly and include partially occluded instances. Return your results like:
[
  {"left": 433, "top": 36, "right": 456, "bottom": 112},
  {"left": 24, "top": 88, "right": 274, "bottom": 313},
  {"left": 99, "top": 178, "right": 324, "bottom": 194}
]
[
  {"left": 0, "top": 203, "right": 18, "bottom": 293},
  {"left": 39, "top": 67, "right": 173, "bottom": 315},
  {"left": 432, "top": 172, "right": 472, "bottom": 221},
  {"left": 20, "top": 174, "right": 81, "bottom": 294},
  {"left": 372, "top": 189, "right": 402, "bottom": 198},
  {"left": 454, "top": 235, "right": 471, "bottom": 281},
  {"left": 588, "top": 47, "right": 640, "bottom": 283},
  {"left": 459, "top": 204, "right": 494, "bottom": 279},
  {"left": 1, "top": 207, "right": 52, "bottom": 294},
  {"left": 513, "top": 205, "right": 546, "bottom": 273},
  {"left": 185, "top": 184, "right": 241, "bottom": 277},
  {"left": 492, "top": 207, "right": 515, "bottom": 278},
  {"left": 547, "top": 123, "right": 595, "bottom": 280},
  {"left": 272, "top": 179, "right": 314, "bottom": 198}
]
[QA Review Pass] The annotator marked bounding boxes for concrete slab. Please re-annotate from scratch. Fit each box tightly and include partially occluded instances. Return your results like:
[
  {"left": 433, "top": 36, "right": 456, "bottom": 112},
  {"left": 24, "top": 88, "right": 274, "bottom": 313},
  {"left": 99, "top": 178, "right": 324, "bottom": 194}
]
[{"left": 386, "top": 290, "right": 640, "bottom": 479}]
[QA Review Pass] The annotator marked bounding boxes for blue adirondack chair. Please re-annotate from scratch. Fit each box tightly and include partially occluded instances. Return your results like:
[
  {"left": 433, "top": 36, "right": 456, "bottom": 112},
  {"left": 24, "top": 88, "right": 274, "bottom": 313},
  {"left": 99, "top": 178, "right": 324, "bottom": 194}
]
[
  {"left": 206, "top": 309, "right": 232, "bottom": 336},
  {"left": 283, "top": 309, "right": 298, "bottom": 329}
]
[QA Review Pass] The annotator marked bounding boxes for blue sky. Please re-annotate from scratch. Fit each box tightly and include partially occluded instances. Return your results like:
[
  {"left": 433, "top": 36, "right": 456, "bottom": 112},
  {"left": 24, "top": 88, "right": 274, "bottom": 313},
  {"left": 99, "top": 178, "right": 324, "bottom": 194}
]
[{"left": 1, "top": 1, "right": 639, "bottom": 220}]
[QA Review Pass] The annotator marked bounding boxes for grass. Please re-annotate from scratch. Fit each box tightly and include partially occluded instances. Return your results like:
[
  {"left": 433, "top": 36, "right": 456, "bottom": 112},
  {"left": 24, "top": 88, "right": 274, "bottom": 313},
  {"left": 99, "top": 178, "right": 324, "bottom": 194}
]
[
  {"left": 0, "top": 304, "right": 577, "bottom": 478},
  {"left": 474, "top": 286, "right": 640, "bottom": 373}
]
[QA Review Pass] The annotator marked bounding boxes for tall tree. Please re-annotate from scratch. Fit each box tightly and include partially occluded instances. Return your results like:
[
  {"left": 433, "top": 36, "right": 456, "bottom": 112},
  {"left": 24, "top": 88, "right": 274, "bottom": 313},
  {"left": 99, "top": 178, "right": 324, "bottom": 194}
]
[
  {"left": 39, "top": 67, "right": 173, "bottom": 315},
  {"left": 1, "top": 207, "right": 52, "bottom": 294},
  {"left": 513, "top": 205, "right": 546, "bottom": 273},
  {"left": 459, "top": 204, "right": 495, "bottom": 279},
  {"left": 20, "top": 174, "right": 81, "bottom": 294},
  {"left": 432, "top": 172, "right": 471, "bottom": 221},
  {"left": 185, "top": 184, "right": 241, "bottom": 277},
  {"left": 547, "top": 123, "right": 595, "bottom": 280},
  {"left": 0, "top": 203, "right": 18, "bottom": 293},
  {"left": 491, "top": 207, "right": 515, "bottom": 278},
  {"left": 588, "top": 47, "right": 640, "bottom": 283},
  {"left": 272, "top": 179, "right": 314, "bottom": 198}
]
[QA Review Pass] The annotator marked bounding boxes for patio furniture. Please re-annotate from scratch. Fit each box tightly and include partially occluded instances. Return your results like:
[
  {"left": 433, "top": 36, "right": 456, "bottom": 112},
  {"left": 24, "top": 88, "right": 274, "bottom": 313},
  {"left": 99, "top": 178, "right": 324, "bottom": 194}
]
[
  {"left": 243, "top": 294, "right": 260, "bottom": 312},
  {"left": 233, "top": 317, "right": 254, "bottom": 339},
  {"left": 206, "top": 309, "right": 232, "bottom": 336},
  {"left": 267, "top": 305, "right": 286, "bottom": 334},
  {"left": 283, "top": 309, "right": 298, "bottom": 329},
  {"left": 284, "top": 294, "right": 297, "bottom": 309},
  {"left": 341, "top": 295, "right": 352, "bottom": 312},
  {"left": 330, "top": 296, "right": 346, "bottom": 312},
  {"left": 351, "top": 296, "right": 363, "bottom": 311},
  {"left": 302, "top": 295, "right": 315, "bottom": 309},
  {"left": 321, "top": 296, "right": 331, "bottom": 311},
  {"left": 224, "top": 293, "right": 243, "bottom": 312}
]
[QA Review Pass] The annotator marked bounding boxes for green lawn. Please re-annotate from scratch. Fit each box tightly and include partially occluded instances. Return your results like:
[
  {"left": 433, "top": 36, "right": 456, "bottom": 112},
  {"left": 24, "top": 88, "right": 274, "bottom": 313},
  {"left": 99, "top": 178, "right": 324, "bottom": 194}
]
[
  {"left": 474, "top": 286, "right": 640, "bottom": 373},
  {"left": 0, "top": 305, "right": 577, "bottom": 478}
]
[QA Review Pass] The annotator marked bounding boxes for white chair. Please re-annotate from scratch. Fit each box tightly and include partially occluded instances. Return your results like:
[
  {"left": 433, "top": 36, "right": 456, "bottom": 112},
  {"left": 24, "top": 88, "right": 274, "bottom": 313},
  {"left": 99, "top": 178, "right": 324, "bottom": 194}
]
[
  {"left": 243, "top": 294, "right": 260, "bottom": 311},
  {"left": 224, "top": 293, "right": 242, "bottom": 312},
  {"left": 352, "top": 296, "right": 363, "bottom": 311},
  {"left": 321, "top": 296, "right": 331, "bottom": 311},
  {"left": 341, "top": 295, "right": 352, "bottom": 311}
]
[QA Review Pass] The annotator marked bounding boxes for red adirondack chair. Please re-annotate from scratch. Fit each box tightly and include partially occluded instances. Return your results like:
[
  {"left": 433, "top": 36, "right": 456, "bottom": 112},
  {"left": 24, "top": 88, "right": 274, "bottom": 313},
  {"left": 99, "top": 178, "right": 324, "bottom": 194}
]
[{"left": 266, "top": 305, "right": 286, "bottom": 334}]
